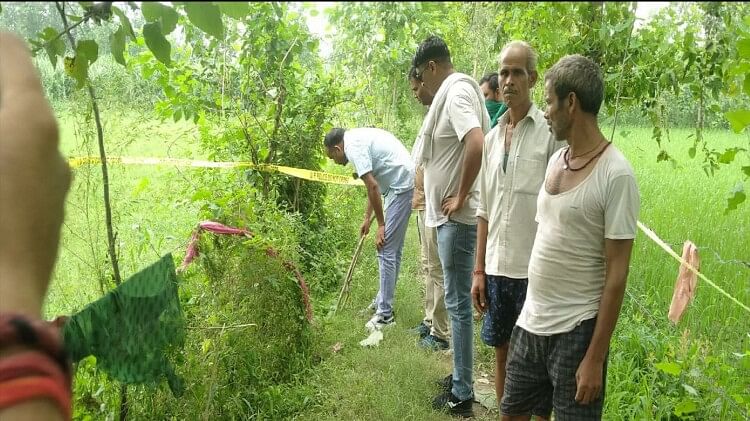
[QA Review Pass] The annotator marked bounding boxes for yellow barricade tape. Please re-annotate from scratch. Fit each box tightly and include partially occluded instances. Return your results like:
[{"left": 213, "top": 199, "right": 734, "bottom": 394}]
[
  {"left": 70, "top": 157, "right": 747, "bottom": 313},
  {"left": 637, "top": 221, "right": 750, "bottom": 314},
  {"left": 68, "top": 156, "right": 365, "bottom": 187}
]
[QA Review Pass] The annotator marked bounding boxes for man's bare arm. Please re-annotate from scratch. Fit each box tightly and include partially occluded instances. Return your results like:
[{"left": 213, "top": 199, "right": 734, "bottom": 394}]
[
  {"left": 457, "top": 127, "right": 484, "bottom": 202},
  {"left": 442, "top": 127, "right": 483, "bottom": 218},
  {"left": 575, "top": 238, "right": 634, "bottom": 404}
]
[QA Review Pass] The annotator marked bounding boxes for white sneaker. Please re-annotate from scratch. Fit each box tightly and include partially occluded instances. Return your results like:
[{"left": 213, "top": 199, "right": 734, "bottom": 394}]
[{"left": 365, "top": 314, "right": 395, "bottom": 332}]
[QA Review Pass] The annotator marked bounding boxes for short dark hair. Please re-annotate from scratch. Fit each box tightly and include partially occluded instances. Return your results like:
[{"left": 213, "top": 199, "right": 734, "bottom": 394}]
[
  {"left": 545, "top": 54, "right": 604, "bottom": 115},
  {"left": 324, "top": 128, "right": 346, "bottom": 148},
  {"left": 412, "top": 35, "right": 451, "bottom": 68},
  {"left": 408, "top": 66, "right": 418, "bottom": 81},
  {"left": 479, "top": 73, "right": 499, "bottom": 91}
]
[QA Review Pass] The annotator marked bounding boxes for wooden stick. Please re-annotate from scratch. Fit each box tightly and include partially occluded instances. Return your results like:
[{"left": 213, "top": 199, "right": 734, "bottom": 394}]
[
  {"left": 334, "top": 231, "right": 368, "bottom": 314},
  {"left": 334, "top": 214, "right": 376, "bottom": 313}
]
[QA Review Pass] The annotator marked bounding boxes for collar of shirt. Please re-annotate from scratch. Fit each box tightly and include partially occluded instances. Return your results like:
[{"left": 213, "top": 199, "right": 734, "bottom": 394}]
[{"left": 498, "top": 103, "right": 543, "bottom": 129}]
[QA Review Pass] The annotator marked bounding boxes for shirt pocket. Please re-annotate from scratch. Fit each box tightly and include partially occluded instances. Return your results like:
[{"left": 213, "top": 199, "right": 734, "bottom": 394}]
[{"left": 513, "top": 157, "right": 547, "bottom": 195}]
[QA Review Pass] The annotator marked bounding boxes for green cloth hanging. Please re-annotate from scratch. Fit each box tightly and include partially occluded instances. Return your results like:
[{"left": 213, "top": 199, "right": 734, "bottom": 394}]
[
  {"left": 62, "top": 254, "right": 186, "bottom": 397},
  {"left": 486, "top": 99, "right": 508, "bottom": 129}
]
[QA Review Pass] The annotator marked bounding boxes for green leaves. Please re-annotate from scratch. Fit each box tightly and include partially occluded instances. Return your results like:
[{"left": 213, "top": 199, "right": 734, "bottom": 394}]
[
  {"left": 84, "top": 2, "right": 112, "bottom": 24},
  {"left": 725, "top": 182, "right": 746, "bottom": 214},
  {"left": 185, "top": 2, "right": 224, "bottom": 39},
  {"left": 113, "top": 6, "right": 135, "bottom": 39},
  {"left": 201, "top": 338, "right": 212, "bottom": 355},
  {"left": 718, "top": 147, "right": 745, "bottom": 164},
  {"left": 39, "top": 27, "right": 65, "bottom": 67},
  {"left": 655, "top": 361, "right": 682, "bottom": 376},
  {"left": 656, "top": 150, "right": 673, "bottom": 165},
  {"left": 161, "top": 8, "right": 179, "bottom": 35},
  {"left": 132, "top": 177, "right": 151, "bottom": 196},
  {"left": 77, "top": 40, "right": 98, "bottom": 62},
  {"left": 673, "top": 399, "right": 698, "bottom": 417},
  {"left": 738, "top": 38, "right": 750, "bottom": 59},
  {"left": 683, "top": 30, "right": 695, "bottom": 52},
  {"left": 142, "top": 2, "right": 178, "bottom": 35},
  {"left": 141, "top": 2, "right": 162, "bottom": 21},
  {"left": 217, "top": 2, "right": 251, "bottom": 19},
  {"left": 143, "top": 22, "right": 171, "bottom": 65},
  {"left": 110, "top": 25, "right": 127, "bottom": 65},
  {"left": 725, "top": 109, "right": 750, "bottom": 133},
  {"left": 67, "top": 39, "right": 99, "bottom": 88},
  {"left": 191, "top": 188, "right": 212, "bottom": 202},
  {"left": 682, "top": 383, "right": 699, "bottom": 397}
]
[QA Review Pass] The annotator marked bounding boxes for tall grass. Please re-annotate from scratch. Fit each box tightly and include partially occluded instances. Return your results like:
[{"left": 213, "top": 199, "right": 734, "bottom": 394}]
[
  {"left": 603, "top": 125, "right": 750, "bottom": 420},
  {"left": 45, "top": 110, "right": 203, "bottom": 317}
]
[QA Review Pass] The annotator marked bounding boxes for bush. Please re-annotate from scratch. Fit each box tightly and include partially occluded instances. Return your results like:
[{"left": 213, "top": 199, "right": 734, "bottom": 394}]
[{"left": 124, "top": 235, "right": 313, "bottom": 419}]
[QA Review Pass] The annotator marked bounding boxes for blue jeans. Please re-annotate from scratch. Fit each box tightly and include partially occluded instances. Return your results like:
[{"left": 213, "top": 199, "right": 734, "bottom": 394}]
[
  {"left": 437, "top": 221, "right": 477, "bottom": 401},
  {"left": 374, "top": 189, "right": 414, "bottom": 318}
]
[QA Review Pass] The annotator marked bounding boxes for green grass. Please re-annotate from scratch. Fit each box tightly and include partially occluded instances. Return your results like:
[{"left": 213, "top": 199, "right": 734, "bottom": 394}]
[
  {"left": 617, "top": 125, "right": 749, "bottom": 346},
  {"left": 296, "top": 214, "right": 496, "bottom": 420},
  {"left": 603, "top": 125, "right": 750, "bottom": 420},
  {"left": 45, "top": 113, "right": 749, "bottom": 420}
]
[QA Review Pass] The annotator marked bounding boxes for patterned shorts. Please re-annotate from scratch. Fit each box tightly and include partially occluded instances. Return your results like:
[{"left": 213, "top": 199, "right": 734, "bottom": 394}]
[
  {"left": 501, "top": 318, "right": 608, "bottom": 420},
  {"left": 480, "top": 276, "right": 527, "bottom": 347}
]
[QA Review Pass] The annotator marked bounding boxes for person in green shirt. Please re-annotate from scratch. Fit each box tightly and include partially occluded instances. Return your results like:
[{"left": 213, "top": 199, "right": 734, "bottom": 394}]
[{"left": 480, "top": 73, "right": 508, "bottom": 129}]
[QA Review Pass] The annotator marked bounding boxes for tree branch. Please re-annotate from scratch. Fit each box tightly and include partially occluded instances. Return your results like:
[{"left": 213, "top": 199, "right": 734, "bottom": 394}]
[
  {"left": 30, "top": 15, "right": 90, "bottom": 55},
  {"left": 54, "top": 1, "right": 122, "bottom": 288},
  {"left": 267, "top": 37, "right": 298, "bottom": 163},
  {"left": 54, "top": 2, "right": 127, "bottom": 420},
  {"left": 236, "top": 111, "right": 259, "bottom": 165},
  {"left": 267, "top": 84, "right": 285, "bottom": 163}
]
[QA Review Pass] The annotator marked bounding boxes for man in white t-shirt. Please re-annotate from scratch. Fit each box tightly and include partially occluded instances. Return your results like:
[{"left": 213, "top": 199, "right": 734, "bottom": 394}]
[
  {"left": 501, "top": 55, "right": 640, "bottom": 420},
  {"left": 324, "top": 127, "right": 415, "bottom": 332},
  {"left": 471, "top": 41, "right": 564, "bottom": 416},
  {"left": 411, "top": 35, "right": 489, "bottom": 417},
  {"left": 407, "top": 66, "right": 450, "bottom": 352}
]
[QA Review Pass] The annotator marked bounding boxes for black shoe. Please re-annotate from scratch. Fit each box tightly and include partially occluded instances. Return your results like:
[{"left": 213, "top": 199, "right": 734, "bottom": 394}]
[
  {"left": 419, "top": 334, "right": 450, "bottom": 351},
  {"left": 437, "top": 374, "right": 452, "bottom": 392},
  {"left": 408, "top": 321, "right": 431, "bottom": 338},
  {"left": 432, "top": 390, "right": 474, "bottom": 417}
]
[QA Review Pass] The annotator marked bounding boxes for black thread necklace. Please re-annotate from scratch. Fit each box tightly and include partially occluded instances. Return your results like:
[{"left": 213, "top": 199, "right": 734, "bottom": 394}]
[{"left": 563, "top": 141, "right": 611, "bottom": 171}]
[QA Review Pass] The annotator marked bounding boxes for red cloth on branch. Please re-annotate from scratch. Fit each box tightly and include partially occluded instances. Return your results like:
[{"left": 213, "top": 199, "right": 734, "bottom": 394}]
[
  {"left": 179, "top": 221, "right": 313, "bottom": 322},
  {"left": 180, "top": 221, "right": 253, "bottom": 271}
]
